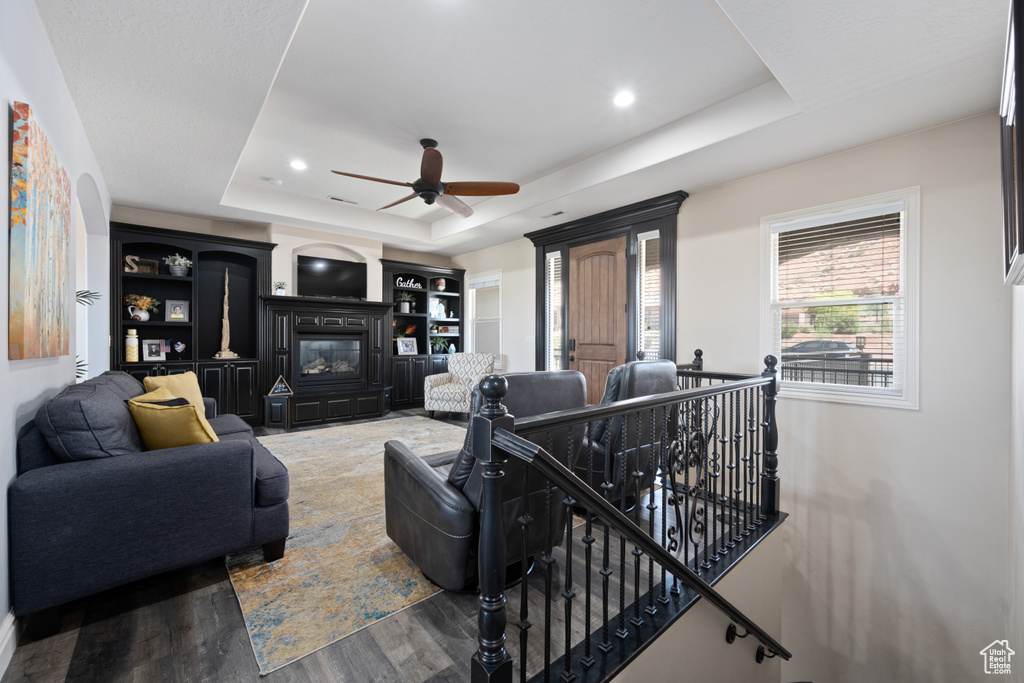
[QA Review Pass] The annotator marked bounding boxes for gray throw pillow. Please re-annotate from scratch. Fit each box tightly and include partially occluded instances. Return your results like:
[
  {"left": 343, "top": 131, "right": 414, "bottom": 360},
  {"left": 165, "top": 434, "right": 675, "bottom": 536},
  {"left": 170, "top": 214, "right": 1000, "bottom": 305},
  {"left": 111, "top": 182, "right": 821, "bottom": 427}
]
[{"left": 35, "top": 381, "right": 143, "bottom": 462}]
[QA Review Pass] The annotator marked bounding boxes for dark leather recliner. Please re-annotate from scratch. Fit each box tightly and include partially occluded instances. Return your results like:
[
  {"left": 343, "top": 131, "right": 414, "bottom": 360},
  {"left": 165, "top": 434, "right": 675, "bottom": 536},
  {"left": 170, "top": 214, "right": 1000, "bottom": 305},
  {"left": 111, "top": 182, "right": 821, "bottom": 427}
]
[
  {"left": 383, "top": 370, "right": 587, "bottom": 591},
  {"left": 575, "top": 360, "right": 678, "bottom": 505}
]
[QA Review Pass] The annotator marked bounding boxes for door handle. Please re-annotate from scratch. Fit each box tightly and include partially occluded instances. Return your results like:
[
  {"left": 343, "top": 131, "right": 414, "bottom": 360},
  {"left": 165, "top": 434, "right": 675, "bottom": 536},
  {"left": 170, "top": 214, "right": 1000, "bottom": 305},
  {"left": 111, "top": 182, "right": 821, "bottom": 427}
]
[
  {"left": 568, "top": 338, "right": 576, "bottom": 352},
  {"left": 568, "top": 354, "right": 575, "bottom": 362}
]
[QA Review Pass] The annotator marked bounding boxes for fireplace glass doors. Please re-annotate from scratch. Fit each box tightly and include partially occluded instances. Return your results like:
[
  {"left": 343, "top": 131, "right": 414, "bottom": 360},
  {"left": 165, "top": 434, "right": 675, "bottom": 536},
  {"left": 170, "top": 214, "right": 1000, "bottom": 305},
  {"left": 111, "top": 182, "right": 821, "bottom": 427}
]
[{"left": 296, "top": 335, "right": 363, "bottom": 387}]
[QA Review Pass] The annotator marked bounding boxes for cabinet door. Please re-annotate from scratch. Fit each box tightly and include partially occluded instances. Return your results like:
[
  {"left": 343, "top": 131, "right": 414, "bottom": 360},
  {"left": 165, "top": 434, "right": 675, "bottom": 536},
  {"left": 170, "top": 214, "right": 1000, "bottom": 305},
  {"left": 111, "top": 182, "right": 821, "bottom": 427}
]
[
  {"left": 428, "top": 355, "right": 449, "bottom": 376},
  {"left": 392, "top": 358, "right": 412, "bottom": 405},
  {"left": 411, "top": 357, "right": 427, "bottom": 401},
  {"left": 230, "top": 362, "right": 259, "bottom": 419},
  {"left": 198, "top": 363, "right": 229, "bottom": 409}
]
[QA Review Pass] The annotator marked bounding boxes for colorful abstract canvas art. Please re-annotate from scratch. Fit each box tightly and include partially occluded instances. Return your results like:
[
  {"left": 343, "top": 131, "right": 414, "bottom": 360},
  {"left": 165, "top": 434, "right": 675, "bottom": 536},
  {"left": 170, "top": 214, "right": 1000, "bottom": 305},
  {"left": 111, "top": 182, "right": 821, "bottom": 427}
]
[{"left": 9, "top": 101, "right": 71, "bottom": 360}]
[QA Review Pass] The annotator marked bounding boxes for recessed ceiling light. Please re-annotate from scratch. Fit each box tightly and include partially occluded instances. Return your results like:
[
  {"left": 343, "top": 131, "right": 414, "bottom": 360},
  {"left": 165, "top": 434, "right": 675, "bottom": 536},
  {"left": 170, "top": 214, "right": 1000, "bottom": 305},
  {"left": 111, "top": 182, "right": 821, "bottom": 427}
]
[
  {"left": 290, "top": 159, "right": 308, "bottom": 171},
  {"left": 613, "top": 91, "right": 635, "bottom": 107}
]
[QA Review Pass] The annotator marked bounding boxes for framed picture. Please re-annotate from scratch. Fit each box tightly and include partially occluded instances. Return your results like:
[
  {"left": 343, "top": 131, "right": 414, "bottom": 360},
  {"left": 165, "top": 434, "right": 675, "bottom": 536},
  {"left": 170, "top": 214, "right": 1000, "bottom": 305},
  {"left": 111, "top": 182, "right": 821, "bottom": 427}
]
[
  {"left": 396, "top": 338, "right": 418, "bottom": 355},
  {"left": 1002, "top": 0, "right": 1024, "bottom": 283},
  {"left": 165, "top": 299, "right": 189, "bottom": 322},
  {"left": 142, "top": 339, "right": 166, "bottom": 361}
]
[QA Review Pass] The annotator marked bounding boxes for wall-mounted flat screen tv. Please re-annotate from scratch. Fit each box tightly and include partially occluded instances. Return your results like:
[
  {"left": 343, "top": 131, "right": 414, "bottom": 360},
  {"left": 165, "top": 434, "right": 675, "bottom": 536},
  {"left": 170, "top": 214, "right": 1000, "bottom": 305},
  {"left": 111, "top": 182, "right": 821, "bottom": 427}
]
[{"left": 296, "top": 255, "right": 367, "bottom": 299}]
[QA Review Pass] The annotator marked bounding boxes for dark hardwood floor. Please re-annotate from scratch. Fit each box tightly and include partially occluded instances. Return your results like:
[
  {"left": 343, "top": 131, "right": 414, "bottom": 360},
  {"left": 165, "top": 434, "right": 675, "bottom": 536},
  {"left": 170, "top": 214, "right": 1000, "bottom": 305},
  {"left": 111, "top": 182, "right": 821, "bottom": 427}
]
[
  {"left": 4, "top": 408, "right": 478, "bottom": 683},
  {"left": 2, "top": 407, "right": 766, "bottom": 683}
]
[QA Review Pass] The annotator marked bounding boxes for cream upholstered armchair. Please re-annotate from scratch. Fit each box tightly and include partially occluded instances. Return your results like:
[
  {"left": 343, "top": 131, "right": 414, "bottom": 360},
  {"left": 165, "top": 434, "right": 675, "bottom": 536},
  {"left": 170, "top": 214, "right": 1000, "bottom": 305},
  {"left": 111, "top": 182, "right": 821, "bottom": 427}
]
[{"left": 424, "top": 353, "right": 495, "bottom": 417}]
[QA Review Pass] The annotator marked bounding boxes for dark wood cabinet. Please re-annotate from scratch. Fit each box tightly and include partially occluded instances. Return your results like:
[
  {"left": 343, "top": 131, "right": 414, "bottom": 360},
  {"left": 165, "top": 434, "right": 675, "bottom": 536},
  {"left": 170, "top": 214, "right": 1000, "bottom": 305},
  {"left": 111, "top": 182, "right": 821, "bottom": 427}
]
[
  {"left": 198, "top": 360, "right": 259, "bottom": 420},
  {"left": 381, "top": 259, "right": 464, "bottom": 409},
  {"left": 428, "top": 355, "right": 450, "bottom": 376},
  {"left": 392, "top": 356, "right": 427, "bottom": 405},
  {"left": 110, "top": 224, "right": 274, "bottom": 425},
  {"left": 262, "top": 297, "right": 392, "bottom": 428}
]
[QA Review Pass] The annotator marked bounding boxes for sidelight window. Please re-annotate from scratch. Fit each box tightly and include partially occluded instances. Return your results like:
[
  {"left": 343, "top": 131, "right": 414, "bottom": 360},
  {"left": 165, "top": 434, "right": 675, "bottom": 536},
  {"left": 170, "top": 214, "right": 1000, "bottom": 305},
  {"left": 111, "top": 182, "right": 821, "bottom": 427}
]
[
  {"left": 637, "top": 231, "right": 661, "bottom": 360},
  {"left": 545, "top": 252, "right": 563, "bottom": 370}
]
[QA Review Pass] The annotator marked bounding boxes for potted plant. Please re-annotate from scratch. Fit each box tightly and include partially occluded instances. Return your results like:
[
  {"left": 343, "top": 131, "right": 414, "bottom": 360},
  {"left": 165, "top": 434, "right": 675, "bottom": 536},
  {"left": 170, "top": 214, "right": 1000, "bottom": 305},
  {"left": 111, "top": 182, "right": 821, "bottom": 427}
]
[
  {"left": 429, "top": 336, "right": 451, "bottom": 354},
  {"left": 395, "top": 291, "right": 415, "bottom": 313},
  {"left": 164, "top": 253, "right": 192, "bottom": 277},
  {"left": 123, "top": 294, "right": 160, "bottom": 321},
  {"left": 273, "top": 281, "right": 287, "bottom": 295}
]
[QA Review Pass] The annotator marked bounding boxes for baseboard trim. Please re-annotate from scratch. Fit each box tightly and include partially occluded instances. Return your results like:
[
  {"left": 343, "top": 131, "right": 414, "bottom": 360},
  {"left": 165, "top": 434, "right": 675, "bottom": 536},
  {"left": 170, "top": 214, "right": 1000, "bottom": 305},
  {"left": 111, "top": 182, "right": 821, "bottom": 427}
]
[{"left": 0, "top": 610, "right": 17, "bottom": 679}]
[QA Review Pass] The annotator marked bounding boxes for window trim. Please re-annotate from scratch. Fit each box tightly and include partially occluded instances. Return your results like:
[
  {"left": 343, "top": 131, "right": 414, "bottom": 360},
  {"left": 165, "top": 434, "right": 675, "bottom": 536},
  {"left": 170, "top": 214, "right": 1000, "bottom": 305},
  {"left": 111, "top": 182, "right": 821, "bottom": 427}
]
[{"left": 759, "top": 186, "right": 920, "bottom": 410}]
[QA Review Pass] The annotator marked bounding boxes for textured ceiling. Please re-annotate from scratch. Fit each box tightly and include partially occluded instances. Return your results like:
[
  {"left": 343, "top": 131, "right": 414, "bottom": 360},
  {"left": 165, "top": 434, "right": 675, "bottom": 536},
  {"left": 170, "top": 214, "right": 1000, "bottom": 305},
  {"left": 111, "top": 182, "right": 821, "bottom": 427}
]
[{"left": 36, "top": 0, "right": 1008, "bottom": 255}]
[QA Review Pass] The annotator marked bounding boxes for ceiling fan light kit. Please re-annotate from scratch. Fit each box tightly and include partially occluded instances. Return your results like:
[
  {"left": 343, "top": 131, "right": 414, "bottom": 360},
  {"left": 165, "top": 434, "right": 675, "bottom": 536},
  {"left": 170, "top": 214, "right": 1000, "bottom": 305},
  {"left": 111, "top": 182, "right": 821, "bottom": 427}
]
[{"left": 331, "top": 138, "right": 519, "bottom": 218}]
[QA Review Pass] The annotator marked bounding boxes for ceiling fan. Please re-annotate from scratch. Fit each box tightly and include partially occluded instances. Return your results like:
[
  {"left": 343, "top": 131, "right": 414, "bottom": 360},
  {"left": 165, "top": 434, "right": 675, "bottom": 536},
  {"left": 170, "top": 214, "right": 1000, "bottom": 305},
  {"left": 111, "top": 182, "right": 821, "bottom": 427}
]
[{"left": 331, "top": 138, "right": 519, "bottom": 218}]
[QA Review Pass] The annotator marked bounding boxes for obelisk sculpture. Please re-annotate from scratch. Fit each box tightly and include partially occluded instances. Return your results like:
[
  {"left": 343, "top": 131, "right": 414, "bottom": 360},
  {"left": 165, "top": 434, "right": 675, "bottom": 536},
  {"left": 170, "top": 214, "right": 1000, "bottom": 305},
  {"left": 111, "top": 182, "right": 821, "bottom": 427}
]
[{"left": 213, "top": 268, "right": 239, "bottom": 359}]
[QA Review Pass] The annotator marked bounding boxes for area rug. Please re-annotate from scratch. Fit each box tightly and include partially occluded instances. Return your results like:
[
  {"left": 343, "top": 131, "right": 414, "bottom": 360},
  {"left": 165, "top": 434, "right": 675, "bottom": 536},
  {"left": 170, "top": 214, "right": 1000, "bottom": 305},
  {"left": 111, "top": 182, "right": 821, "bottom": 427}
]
[{"left": 226, "top": 416, "right": 467, "bottom": 674}]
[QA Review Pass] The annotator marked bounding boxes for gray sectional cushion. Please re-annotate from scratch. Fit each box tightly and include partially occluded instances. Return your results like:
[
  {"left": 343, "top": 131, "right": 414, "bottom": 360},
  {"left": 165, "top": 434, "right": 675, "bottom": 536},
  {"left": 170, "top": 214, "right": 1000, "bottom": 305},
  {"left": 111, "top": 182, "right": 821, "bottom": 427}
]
[
  {"left": 93, "top": 371, "right": 146, "bottom": 400},
  {"left": 208, "top": 414, "right": 254, "bottom": 437},
  {"left": 219, "top": 433, "right": 289, "bottom": 506},
  {"left": 35, "top": 381, "right": 143, "bottom": 462}
]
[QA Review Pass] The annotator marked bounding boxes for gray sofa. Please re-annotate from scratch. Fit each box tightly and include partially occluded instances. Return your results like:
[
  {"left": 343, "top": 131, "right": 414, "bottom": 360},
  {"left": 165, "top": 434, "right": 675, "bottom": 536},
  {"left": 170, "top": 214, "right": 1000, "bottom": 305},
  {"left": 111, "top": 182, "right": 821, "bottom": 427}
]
[{"left": 9, "top": 371, "right": 289, "bottom": 634}]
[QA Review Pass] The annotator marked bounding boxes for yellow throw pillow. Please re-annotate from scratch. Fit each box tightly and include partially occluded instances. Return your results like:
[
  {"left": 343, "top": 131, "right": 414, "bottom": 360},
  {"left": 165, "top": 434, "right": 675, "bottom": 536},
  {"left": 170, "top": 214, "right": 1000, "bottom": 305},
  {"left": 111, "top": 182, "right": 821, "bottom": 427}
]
[
  {"left": 128, "top": 392, "right": 220, "bottom": 450},
  {"left": 143, "top": 371, "right": 206, "bottom": 410},
  {"left": 131, "top": 385, "right": 175, "bottom": 403},
  {"left": 128, "top": 385, "right": 219, "bottom": 450}
]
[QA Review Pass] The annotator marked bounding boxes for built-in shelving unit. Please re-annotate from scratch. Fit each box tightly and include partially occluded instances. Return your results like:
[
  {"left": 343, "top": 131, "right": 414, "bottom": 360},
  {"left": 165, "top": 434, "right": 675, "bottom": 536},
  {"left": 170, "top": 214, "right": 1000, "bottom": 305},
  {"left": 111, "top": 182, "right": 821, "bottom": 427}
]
[
  {"left": 381, "top": 259, "right": 465, "bottom": 409},
  {"left": 109, "top": 223, "right": 275, "bottom": 424}
]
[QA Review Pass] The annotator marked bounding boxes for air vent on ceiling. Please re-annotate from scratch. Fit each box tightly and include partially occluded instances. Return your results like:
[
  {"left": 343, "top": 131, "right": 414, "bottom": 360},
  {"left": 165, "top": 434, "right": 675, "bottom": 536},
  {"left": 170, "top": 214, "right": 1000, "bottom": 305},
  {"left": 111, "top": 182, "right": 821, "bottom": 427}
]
[
  {"left": 328, "top": 195, "right": 358, "bottom": 204},
  {"left": 543, "top": 210, "right": 565, "bottom": 218}
]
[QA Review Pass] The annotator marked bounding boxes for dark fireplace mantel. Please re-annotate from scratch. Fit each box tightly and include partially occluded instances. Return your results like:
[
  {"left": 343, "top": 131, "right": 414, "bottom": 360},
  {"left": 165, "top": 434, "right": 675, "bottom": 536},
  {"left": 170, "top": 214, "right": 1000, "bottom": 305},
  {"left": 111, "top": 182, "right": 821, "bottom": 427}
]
[{"left": 262, "top": 296, "right": 393, "bottom": 428}]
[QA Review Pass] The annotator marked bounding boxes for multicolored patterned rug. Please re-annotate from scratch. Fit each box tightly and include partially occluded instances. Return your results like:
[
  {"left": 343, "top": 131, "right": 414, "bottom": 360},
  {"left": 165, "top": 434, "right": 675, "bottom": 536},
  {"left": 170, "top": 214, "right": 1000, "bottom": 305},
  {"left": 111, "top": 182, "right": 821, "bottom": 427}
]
[{"left": 226, "top": 416, "right": 468, "bottom": 674}]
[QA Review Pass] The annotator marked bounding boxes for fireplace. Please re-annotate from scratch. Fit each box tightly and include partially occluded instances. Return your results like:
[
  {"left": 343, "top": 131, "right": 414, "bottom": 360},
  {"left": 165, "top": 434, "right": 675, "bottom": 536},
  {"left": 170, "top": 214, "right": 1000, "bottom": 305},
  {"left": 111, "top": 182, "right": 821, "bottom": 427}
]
[
  {"left": 264, "top": 296, "right": 392, "bottom": 429},
  {"left": 295, "top": 334, "right": 364, "bottom": 388}
]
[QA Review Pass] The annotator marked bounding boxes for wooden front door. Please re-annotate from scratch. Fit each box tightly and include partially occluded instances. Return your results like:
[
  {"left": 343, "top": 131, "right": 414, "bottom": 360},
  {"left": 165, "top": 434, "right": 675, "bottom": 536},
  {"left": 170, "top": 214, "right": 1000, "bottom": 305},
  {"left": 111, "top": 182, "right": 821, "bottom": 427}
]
[{"left": 568, "top": 236, "right": 628, "bottom": 405}]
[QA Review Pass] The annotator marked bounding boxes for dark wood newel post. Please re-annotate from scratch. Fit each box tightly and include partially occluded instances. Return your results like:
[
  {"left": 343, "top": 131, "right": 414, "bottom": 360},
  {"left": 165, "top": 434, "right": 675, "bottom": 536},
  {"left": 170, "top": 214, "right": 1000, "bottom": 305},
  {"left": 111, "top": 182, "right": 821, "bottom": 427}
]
[
  {"left": 761, "top": 355, "right": 780, "bottom": 516},
  {"left": 471, "top": 375, "right": 514, "bottom": 683}
]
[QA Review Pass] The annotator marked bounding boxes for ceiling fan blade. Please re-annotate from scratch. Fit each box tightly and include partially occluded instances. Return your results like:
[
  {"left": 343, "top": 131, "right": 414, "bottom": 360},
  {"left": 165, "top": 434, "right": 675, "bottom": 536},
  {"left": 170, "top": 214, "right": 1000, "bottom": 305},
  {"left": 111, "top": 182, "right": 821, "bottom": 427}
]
[
  {"left": 436, "top": 193, "right": 474, "bottom": 218},
  {"left": 377, "top": 192, "right": 419, "bottom": 211},
  {"left": 331, "top": 170, "right": 412, "bottom": 188},
  {"left": 420, "top": 147, "right": 443, "bottom": 186},
  {"left": 443, "top": 181, "right": 520, "bottom": 197}
]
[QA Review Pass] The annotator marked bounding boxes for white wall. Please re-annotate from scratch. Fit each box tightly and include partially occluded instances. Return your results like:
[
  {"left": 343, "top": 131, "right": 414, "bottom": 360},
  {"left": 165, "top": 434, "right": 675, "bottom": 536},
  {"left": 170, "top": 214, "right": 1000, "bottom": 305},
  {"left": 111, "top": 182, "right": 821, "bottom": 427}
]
[
  {"left": 617, "top": 529, "right": 783, "bottom": 683},
  {"left": 269, "top": 223, "right": 383, "bottom": 301},
  {"left": 676, "top": 114, "right": 1009, "bottom": 682},
  {"left": 109, "top": 209, "right": 387, "bottom": 302},
  {"left": 452, "top": 238, "right": 536, "bottom": 372},
  {"left": 1, "top": 0, "right": 111, "bottom": 666},
  {"left": 1010, "top": 286, "right": 1024, "bottom": 672},
  {"left": 382, "top": 246, "right": 454, "bottom": 269},
  {"left": 110, "top": 206, "right": 271, "bottom": 242}
]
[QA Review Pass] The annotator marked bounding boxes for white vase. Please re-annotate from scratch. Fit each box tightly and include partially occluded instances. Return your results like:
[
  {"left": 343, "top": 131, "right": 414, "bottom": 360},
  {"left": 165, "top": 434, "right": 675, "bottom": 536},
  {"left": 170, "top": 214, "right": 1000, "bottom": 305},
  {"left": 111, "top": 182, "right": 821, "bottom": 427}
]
[
  {"left": 275, "top": 288, "right": 286, "bottom": 296},
  {"left": 128, "top": 306, "right": 150, "bottom": 322},
  {"left": 399, "top": 302, "right": 410, "bottom": 313}
]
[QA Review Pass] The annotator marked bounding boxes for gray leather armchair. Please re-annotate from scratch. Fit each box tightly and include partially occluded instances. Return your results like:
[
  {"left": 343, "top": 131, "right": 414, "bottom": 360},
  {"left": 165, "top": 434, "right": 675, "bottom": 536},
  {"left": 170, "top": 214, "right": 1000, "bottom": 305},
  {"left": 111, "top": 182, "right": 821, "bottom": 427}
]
[
  {"left": 575, "top": 360, "right": 678, "bottom": 505},
  {"left": 383, "top": 370, "right": 587, "bottom": 591}
]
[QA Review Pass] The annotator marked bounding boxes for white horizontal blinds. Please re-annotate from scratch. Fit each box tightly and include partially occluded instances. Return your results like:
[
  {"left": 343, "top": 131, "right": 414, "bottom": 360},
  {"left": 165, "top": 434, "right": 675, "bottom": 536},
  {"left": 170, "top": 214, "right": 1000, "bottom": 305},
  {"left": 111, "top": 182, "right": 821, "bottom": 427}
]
[
  {"left": 545, "top": 252, "right": 563, "bottom": 370},
  {"left": 637, "top": 234, "right": 661, "bottom": 360},
  {"left": 472, "top": 285, "right": 500, "bottom": 359},
  {"left": 772, "top": 209, "right": 904, "bottom": 393}
]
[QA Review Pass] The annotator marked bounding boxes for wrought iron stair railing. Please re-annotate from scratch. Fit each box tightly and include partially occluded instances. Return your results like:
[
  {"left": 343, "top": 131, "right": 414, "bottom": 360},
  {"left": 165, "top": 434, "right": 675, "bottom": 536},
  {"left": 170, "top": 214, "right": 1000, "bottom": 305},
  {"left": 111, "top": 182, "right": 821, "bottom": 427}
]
[{"left": 468, "top": 356, "right": 789, "bottom": 682}]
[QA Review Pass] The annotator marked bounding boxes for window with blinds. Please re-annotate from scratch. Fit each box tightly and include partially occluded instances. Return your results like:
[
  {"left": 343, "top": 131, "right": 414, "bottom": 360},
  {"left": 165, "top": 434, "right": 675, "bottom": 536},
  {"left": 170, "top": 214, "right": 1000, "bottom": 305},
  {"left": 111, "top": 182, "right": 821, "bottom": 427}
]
[
  {"left": 637, "top": 233, "right": 661, "bottom": 360},
  {"left": 545, "top": 252, "right": 563, "bottom": 370},
  {"left": 764, "top": 188, "right": 919, "bottom": 408}
]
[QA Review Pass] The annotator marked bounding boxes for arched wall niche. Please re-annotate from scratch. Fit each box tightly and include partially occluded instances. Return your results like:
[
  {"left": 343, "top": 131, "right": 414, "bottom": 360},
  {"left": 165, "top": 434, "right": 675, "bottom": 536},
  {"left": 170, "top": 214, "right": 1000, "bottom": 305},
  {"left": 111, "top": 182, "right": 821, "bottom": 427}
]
[{"left": 76, "top": 173, "right": 110, "bottom": 376}]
